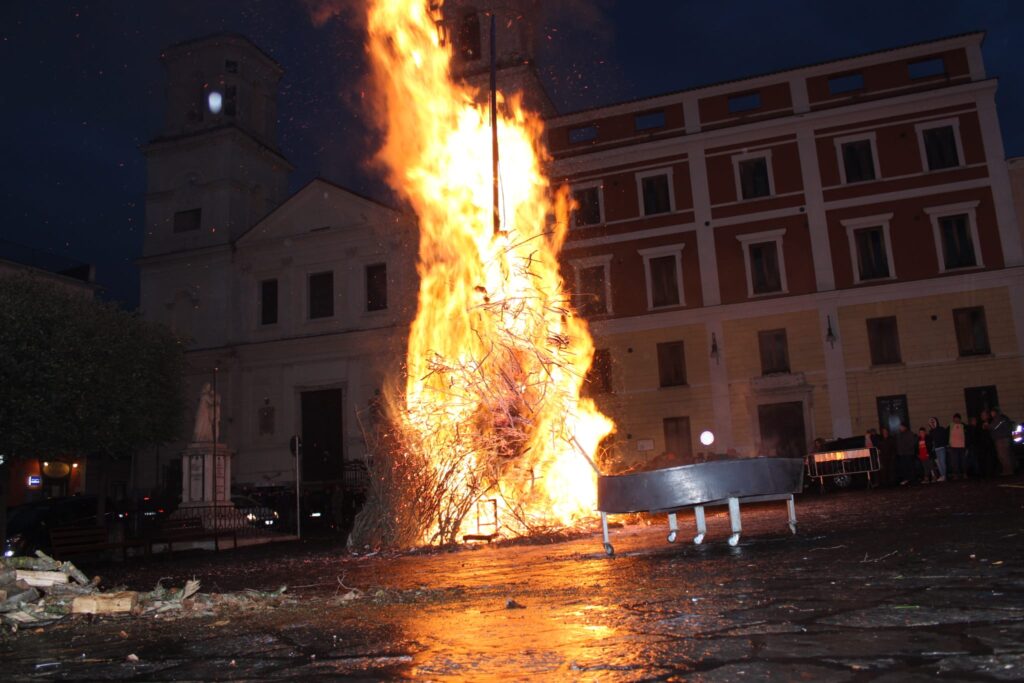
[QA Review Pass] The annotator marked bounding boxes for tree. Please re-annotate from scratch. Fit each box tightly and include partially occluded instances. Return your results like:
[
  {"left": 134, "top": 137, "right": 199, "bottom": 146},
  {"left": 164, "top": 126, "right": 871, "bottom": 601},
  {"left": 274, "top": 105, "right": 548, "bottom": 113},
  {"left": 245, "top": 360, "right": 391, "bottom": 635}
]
[{"left": 0, "top": 274, "right": 185, "bottom": 545}]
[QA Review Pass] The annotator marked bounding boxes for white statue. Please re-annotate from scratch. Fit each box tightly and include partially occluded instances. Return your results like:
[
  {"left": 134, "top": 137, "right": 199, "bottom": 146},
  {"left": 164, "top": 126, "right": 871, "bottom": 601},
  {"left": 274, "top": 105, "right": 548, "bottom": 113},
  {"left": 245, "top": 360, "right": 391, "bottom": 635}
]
[{"left": 191, "top": 382, "right": 221, "bottom": 444}]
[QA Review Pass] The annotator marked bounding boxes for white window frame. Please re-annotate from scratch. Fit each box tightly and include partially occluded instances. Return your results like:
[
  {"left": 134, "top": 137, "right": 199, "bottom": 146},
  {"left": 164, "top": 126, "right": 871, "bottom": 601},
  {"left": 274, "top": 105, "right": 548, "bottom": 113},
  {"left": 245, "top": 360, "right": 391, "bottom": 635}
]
[
  {"left": 638, "top": 243, "right": 686, "bottom": 310},
  {"left": 914, "top": 118, "right": 965, "bottom": 172},
  {"left": 570, "top": 180, "right": 605, "bottom": 228},
  {"left": 732, "top": 150, "right": 775, "bottom": 201},
  {"left": 842, "top": 213, "right": 896, "bottom": 285},
  {"left": 834, "top": 132, "right": 881, "bottom": 185},
  {"left": 570, "top": 254, "right": 613, "bottom": 315},
  {"left": 924, "top": 200, "right": 984, "bottom": 273},
  {"left": 736, "top": 228, "right": 788, "bottom": 298},
  {"left": 635, "top": 168, "right": 675, "bottom": 216}
]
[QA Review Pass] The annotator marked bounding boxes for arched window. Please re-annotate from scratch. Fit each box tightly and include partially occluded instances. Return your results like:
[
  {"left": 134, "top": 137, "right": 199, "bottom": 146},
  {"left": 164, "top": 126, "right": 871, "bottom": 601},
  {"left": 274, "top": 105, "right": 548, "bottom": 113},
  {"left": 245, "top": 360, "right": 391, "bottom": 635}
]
[{"left": 455, "top": 10, "right": 481, "bottom": 61}]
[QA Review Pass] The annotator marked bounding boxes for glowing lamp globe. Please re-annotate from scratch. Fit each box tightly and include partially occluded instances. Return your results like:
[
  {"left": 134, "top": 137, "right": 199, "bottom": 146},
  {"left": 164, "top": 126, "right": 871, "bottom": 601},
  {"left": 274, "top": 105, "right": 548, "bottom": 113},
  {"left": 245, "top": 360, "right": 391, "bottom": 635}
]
[
  {"left": 207, "top": 91, "right": 223, "bottom": 114},
  {"left": 699, "top": 430, "right": 715, "bottom": 447}
]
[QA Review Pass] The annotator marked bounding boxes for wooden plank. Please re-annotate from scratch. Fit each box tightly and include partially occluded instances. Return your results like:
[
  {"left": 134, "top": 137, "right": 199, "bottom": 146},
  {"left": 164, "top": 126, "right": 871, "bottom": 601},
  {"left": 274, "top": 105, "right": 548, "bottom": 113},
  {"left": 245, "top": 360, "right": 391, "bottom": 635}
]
[
  {"left": 71, "top": 591, "right": 138, "bottom": 615},
  {"left": 15, "top": 570, "right": 70, "bottom": 588}
]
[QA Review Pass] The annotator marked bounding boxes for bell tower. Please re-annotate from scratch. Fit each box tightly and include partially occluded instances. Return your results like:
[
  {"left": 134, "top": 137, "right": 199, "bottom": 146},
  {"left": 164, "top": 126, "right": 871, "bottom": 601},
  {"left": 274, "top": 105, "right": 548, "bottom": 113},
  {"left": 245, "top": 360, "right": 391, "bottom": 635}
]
[
  {"left": 140, "top": 34, "right": 292, "bottom": 348},
  {"left": 141, "top": 34, "right": 292, "bottom": 258},
  {"left": 440, "top": 0, "right": 555, "bottom": 117}
]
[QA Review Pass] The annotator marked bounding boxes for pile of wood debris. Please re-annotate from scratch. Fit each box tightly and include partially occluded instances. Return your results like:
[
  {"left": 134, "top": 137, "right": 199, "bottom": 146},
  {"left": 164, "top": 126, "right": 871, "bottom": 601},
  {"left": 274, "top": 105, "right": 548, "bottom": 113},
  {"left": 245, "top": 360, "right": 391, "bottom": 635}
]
[{"left": 0, "top": 552, "right": 291, "bottom": 631}]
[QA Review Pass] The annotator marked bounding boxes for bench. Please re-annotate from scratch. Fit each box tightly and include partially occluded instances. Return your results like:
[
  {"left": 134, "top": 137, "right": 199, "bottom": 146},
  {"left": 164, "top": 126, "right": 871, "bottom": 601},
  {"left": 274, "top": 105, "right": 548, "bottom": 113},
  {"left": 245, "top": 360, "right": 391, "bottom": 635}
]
[
  {"left": 149, "top": 518, "right": 237, "bottom": 553},
  {"left": 49, "top": 526, "right": 145, "bottom": 562}
]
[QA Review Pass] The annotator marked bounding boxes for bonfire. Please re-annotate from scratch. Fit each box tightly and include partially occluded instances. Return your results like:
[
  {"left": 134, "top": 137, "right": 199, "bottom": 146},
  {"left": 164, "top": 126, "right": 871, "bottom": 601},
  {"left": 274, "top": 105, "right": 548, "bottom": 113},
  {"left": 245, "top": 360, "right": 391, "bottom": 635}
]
[{"left": 351, "top": 0, "right": 615, "bottom": 548}]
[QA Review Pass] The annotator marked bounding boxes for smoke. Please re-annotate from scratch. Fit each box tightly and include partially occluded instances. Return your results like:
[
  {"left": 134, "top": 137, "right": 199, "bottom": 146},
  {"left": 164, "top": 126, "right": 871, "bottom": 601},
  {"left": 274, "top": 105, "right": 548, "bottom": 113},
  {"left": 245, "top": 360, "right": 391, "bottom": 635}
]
[{"left": 299, "top": 0, "right": 366, "bottom": 28}]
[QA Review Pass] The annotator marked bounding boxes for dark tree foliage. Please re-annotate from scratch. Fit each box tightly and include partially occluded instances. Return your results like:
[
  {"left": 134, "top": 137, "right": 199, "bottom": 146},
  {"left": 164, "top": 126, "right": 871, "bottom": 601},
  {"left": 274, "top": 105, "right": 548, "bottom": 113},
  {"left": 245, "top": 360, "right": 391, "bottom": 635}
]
[{"left": 0, "top": 275, "right": 185, "bottom": 542}]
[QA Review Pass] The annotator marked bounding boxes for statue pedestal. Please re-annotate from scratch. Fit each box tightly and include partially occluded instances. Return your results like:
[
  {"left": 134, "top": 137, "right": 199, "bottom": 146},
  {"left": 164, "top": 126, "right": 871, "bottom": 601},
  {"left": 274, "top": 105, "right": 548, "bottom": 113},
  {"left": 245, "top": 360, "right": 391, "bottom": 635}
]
[{"left": 180, "top": 443, "right": 235, "bottom": 507}]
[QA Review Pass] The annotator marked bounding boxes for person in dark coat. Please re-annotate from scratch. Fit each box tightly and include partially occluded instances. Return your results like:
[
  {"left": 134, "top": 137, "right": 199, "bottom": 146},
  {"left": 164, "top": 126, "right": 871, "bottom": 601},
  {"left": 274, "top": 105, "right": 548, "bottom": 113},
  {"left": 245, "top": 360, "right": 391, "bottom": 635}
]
[
  {"left": 990, "top": 408, "right": 1016, "bottom": 476},
  {"left": 878, "top": 426, "right": 899, "bottom": 487},
  {"left": 896, "top": 422, "right": 919, "bottom": 485}
]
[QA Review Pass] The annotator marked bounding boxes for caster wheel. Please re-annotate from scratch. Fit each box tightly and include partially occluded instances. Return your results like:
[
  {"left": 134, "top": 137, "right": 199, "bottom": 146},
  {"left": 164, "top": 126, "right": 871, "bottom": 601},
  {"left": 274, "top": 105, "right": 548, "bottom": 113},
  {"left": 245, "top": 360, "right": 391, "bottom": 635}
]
[
  {"left": 693, "top": 533, "right": 705, "bottom": 545},
  {"left": 788, "top": 523, "right": 798, "bottom": 535},
  {"left": 728, "top": 533, "right": 740, "bottom": 547},
  {"left": 667, "top": 530, "right": 678, "bottom": 544},
  {"left": 603, "top": 543, "right": 614, "bottom": 557}
]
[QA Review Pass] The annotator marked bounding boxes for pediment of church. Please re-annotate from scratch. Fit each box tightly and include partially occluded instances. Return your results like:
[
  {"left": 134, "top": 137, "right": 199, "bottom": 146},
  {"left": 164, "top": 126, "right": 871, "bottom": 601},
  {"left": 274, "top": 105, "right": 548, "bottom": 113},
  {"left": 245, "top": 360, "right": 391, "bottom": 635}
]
[{"left": 236, "top": 178, "right": 407, "bottom": 247}]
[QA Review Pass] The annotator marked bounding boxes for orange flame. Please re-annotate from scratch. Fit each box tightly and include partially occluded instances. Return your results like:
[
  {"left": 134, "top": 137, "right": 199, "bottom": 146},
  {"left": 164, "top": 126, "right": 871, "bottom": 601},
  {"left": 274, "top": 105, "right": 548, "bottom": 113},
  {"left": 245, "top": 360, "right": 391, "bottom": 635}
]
[{"left": 366, "top": 0, "right": 614, "bottom": 540}]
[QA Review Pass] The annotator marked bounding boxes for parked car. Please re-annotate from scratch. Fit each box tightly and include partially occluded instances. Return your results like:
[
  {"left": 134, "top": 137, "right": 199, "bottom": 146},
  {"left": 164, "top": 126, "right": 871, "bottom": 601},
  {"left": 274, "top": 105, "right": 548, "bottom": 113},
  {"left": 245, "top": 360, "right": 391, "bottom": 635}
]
[
  {"left": 231, "top": 495, "right": 279, "bottom": 528},
  {"left": 3, "top": 496, "right": 119, "bottom": 557}
]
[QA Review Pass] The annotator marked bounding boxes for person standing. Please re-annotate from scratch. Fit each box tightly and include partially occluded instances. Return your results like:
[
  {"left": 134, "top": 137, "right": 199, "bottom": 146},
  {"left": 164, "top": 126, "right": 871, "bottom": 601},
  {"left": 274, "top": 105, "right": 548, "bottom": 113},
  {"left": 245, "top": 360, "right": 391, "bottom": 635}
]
[
  {"left": 918, "top": 427, "right": 937, "bottom": 483},
  {"left": 896, "top": 423, "right": 919, "bottom": 485},
  {"left": 878, "top": 427, "right": 898, "bottom": 487},
  {"left": 948, "top": 413, "right": 967, "bottom": 480},
  {"left": 928, "top": 417, "right": 948, "bottom": 482},
  {"left": 990, "top": 408, "right": 1016, "bottom": 476}
]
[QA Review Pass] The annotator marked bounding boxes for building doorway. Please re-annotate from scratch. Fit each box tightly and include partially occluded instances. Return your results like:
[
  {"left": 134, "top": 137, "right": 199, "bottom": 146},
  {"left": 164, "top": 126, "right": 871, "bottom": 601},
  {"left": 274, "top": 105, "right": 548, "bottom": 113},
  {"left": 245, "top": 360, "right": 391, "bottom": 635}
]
[
  {"left": 662, "top": 416, "right": 693, "bottom": 463},
  {"left": 964, "top": 385, "right": 999, "bottom": 421},
  {"left": 300, "top": 388, "right": 344, "bottom": 483},
  {"left": 877, "top": 394, "right": 910, "bottom": 434},
  {"left": 757, "top": 401, "right": 807, "bottom": 458}
]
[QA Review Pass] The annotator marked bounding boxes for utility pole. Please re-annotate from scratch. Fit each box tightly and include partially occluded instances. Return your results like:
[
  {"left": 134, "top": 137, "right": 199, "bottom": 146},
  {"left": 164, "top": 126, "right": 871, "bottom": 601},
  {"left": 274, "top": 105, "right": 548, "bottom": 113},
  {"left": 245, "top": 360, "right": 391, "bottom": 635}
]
[{"left": 490, "top": 12, "right": 500, "bottom": 236}]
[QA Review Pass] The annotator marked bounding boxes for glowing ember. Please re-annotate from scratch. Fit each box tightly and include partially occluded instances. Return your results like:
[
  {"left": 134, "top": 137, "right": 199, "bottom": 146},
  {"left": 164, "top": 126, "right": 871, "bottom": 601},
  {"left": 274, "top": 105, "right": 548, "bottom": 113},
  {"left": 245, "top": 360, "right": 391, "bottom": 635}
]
[{"left": 361, "top": 0, "right": 614, "bottom": 545}]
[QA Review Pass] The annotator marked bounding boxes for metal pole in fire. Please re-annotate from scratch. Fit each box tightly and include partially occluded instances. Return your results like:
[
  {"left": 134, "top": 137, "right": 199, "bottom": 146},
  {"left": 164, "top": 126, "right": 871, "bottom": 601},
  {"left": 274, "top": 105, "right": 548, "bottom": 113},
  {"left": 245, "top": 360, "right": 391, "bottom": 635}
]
[{"left": 490, "top": 12, "right": 500, "bottom": 235}]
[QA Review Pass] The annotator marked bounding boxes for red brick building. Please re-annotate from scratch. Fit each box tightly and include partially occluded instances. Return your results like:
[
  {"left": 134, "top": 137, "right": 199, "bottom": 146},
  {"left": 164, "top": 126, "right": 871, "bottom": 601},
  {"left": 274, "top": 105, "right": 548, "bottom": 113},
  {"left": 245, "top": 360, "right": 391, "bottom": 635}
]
[{"left": 544, "top": 32, "right": 1024, "bottom": 462}]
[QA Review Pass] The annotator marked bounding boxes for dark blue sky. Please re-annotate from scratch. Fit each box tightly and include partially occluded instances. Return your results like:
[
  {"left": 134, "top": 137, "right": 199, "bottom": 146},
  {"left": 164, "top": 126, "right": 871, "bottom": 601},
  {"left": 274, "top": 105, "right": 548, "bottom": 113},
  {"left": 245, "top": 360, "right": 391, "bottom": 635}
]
[{"left": 2, "top": 1, "right": 1022, "bottom": 306}]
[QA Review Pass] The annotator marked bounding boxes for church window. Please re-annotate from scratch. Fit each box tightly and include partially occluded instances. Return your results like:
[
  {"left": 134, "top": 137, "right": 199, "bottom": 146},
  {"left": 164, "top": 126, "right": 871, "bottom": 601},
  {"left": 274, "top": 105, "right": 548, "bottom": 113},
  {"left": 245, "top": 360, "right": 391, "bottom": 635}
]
[
  {"left": 259, "top": 279, "right": 278, "bottom": 326},
  {"left": 308, "top": 271, "right": 334, "bottom": 319},
  {"left": 173, "top": 208, "right": 201, "bottom": 233},
  {"left": 366, "top": 263, "right": 387, "bottom": 311}
]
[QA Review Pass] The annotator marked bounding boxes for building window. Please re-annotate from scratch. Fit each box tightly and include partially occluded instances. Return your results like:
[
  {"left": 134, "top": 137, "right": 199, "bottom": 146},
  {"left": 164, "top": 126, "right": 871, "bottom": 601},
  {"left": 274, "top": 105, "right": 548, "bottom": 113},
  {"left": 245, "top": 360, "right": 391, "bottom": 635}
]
[
  {"left": 639, "top": 244, "right": 685, "bottom": 309},
  {"left": 637, "top": 169, "right": 673, "bottom": 216},
  {"left": 224, "top": 85, "right": 237, "bottom": 117},
  {"left": 728, "top": 91, "right": 761, "bottom": 113},
  {"left": 308, "top": 271, "right": 334, "bottom": 319},
  {"left": 571, "top": 184, "right": 603, "bottom": 227},
  {"left": 569, "top": 125, "right": 598, "bottom": 144},
  {"left": 734, "top": 153, "right": 772, "bottom": 200},
  {"left": 657, "top": 341, "right": 687, "bottom": 387},
  {"left": 843, "top": 214, "right": 895, "bottom": 284},
  {"left": 586, "top": 348, "right": 613, "bottom": 395},
  {"left": 259, "top": 278, "right": 278, "bottom": 326},
  {"left": 758, "top": 329, "right": 790, "bottom": 375},
  {"left": 866, "top": 316, "right": 901, "bottom": 365},
  {"left": 828, "top": 72, "right": 864, "bottom": 95},
  {"left": 916, "top": 121, "right": 963, "bottom": 171},
  {"left": 635, "top": 111, "right": 666, "bottom": 131},
  {"left": 366, "top": 263, "right": 387, "bottom": 311},
  {"left": 836, "top": 134, "right": 878, "bottom": 184},
  {"left": 908, "top": 57, "right": 946, "bottom": 80},
  {"left": 925, "top": 201, "right": 983, "bottom": 272},
  {"left": 173, "top": 208, "right": 201, "bottom": 233},
  {"left": 737, "top": 229, "right": 787, "bottom": 297},
  {"left": 953, "top": 306, "right": 991, "bottom": 357},
  {"left": 572, "top": 256, "right": 612, "bottom": 317},
  {"left": 455, "top": 11, "right": 481, "bottom": 61}
]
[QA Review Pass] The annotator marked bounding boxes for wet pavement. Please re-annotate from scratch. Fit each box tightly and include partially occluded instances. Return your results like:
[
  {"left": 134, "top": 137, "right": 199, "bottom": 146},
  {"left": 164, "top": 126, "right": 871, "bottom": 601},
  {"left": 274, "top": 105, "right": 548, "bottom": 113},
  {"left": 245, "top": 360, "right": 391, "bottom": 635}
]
[{"left": 2, "top": 478, "right": 1023, "bottom": 681}]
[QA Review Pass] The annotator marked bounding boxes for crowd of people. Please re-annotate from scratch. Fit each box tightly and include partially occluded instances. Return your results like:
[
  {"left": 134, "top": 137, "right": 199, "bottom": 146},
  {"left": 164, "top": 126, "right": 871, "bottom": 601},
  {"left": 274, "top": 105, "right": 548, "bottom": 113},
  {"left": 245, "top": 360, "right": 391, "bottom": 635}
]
[{"left": 865, "top": 408, "right": 1018, "bottom": 486}]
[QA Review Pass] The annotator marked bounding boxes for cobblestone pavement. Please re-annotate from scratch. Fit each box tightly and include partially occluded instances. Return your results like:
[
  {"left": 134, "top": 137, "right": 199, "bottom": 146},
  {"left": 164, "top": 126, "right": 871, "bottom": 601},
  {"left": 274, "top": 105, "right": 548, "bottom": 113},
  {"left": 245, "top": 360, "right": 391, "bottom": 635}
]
[{"left": 2, "top": 478, "right": 1022, "bottom": 681}]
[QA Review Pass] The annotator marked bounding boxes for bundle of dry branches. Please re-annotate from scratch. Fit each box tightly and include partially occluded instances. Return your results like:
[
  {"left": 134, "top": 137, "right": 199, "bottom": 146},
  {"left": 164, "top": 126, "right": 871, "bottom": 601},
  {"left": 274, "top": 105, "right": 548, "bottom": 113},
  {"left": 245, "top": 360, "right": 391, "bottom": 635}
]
[{"left": 349, "top": 245, "right": 597, "bottom": 548}]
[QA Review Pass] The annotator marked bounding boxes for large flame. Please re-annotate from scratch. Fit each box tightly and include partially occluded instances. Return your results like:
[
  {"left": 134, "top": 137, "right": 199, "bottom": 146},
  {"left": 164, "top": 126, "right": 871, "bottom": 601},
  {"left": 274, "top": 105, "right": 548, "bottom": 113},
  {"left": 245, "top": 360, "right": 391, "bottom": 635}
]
[{"left": 366, "top": 0, "right": 614, "bottom": 541}]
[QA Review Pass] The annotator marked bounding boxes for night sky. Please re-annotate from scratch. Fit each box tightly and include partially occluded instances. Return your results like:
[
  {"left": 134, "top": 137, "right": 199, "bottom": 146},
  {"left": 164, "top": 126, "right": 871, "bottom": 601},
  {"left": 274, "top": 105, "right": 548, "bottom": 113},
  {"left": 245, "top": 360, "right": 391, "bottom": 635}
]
[{"left": 2, "top": 1, "right": 1022, "bottom": 307}]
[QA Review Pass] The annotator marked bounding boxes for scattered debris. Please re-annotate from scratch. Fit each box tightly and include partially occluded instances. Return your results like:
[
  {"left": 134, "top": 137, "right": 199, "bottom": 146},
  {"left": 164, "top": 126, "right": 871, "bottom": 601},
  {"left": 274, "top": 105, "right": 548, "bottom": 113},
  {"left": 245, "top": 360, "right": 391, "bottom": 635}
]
[
  {"left": 0, "top": 552, "right": 296, "bottom": 632},
  {"left": 126, "top": 653, "right": 139, "bottom": 663},
  {"left": 505, "top": 598, "right": 526, "bottom": 609}
]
